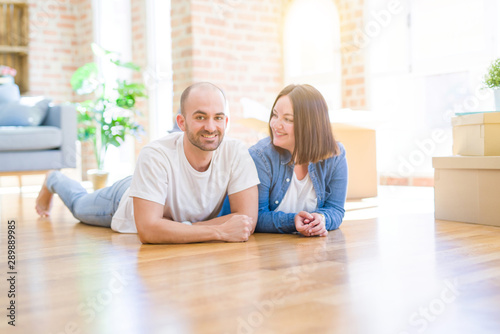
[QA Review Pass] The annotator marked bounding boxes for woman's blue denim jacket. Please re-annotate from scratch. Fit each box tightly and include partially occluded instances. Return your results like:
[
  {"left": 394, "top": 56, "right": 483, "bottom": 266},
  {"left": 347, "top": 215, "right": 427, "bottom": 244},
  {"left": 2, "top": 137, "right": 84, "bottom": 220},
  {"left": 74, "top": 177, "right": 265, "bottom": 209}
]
[{"left": 248, "top": 137, "right": 348, "bottom": 233}]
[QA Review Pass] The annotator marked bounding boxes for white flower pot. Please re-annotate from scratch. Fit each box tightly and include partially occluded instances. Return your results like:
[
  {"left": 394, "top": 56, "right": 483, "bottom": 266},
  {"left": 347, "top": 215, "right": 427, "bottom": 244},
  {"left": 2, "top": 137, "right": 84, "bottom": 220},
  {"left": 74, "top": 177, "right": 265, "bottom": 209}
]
[
  {"left": 87, "top": 169, "right": 109, "bottom": 190},
  {"left": 0, "top": 76, "right": 15, "bottom": 85},
  {"left": 494, "top": 89, "right": 500, "bottom": 111}
]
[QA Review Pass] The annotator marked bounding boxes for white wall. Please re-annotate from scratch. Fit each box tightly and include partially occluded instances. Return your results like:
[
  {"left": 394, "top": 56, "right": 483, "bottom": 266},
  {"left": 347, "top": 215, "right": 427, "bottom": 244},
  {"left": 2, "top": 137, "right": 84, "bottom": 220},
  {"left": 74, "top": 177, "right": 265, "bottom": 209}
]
[{"left": 367, "top": 0, "right": 500, "bottom": 179}]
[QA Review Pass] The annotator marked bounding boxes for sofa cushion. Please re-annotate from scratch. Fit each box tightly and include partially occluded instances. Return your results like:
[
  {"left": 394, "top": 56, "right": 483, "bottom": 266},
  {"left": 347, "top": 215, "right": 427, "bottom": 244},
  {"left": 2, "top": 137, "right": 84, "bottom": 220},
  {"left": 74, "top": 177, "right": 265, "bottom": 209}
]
[
  {"left": 0, "top": 150, "right": 65, "bottom": 172},
  {"left": 0, "top": 84, "right": 20, "bottom": 103},
  {"left": 0, "top": 126, "right": 62, "bottom": 152},
  {"left": 0, "top": 97, "right": 52, "bottom": 126}
]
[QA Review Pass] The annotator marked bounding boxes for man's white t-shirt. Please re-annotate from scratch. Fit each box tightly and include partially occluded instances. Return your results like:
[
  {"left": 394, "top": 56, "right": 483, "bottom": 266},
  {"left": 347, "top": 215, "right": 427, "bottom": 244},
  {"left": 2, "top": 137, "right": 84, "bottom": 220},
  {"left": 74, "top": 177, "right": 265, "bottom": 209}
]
[{"left": 111, "top": 132, "right": 260, "bottom": 233}]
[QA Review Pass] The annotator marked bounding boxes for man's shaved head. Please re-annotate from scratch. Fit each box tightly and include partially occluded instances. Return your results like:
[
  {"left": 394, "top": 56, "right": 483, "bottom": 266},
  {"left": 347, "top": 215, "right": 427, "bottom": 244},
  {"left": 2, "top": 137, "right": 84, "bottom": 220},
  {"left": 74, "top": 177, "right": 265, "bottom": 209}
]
[{"left": 180, "top": 82, "right": 226, "bottom": 116}]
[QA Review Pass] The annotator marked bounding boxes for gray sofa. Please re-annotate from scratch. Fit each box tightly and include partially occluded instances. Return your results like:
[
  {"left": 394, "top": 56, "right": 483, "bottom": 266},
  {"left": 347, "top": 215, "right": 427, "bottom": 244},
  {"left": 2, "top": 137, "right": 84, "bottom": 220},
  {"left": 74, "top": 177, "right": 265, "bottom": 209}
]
[{"left": 0, "top": 104, "right": 77, "bottom": 172}]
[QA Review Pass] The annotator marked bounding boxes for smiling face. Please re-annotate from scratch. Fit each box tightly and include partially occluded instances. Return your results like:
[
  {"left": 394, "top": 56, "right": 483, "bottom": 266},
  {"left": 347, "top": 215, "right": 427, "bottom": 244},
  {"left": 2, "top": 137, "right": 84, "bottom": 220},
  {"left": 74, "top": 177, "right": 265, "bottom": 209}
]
[
  {"left": 270, "top": 95, "right": 295, "bottom": 154},
  {"left": 177, "top": 86, "right": 228, "bottom": 152},
  {"left": 269, "top": 84, "right": 338, "bottom": 164}
]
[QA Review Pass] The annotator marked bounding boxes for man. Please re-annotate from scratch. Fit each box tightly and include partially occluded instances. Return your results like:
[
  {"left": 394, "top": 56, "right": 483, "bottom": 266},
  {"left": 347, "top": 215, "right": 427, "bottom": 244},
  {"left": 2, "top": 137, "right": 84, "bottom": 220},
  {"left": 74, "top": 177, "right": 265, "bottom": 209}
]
[{"left": 36, "top": 82, "right": 260, "bottom": 244}]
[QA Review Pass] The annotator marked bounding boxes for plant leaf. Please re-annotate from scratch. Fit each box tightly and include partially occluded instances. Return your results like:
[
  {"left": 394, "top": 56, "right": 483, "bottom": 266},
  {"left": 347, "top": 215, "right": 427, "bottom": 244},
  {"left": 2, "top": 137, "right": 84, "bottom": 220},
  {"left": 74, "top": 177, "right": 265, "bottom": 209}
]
[
  {"left": 484, "top": 58, "right": 500, "bottom": 89},
  {"left": 71, "top": 63, "right": 99, "bottom": 95},
  {"left": 110, "top": 59, "right": 141, "bottom": 71},
  {"left": 91, "top": 43, "right": 115, "bottom": 57}
]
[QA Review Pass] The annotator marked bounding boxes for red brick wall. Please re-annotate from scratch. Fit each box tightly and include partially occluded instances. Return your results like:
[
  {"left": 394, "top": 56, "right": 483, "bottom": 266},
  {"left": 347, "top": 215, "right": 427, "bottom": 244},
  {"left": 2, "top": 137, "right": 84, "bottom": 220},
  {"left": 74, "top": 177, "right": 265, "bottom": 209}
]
[
  {"left": 170, "top": 0, "right": 367, "bottom": 146},
  {"left": 171, "top": 0, "right": 284, "bottom": 144},
  {"left": 171, "top": 0, "right": 193, "bottom": 119},
  {"left": 337, "top": 0, "right": 366, "bottom": 109},
  {"left": 75, "top": 0, "right": 94, "bottom": 66},
  {"left": 28, "top": 0, "right": 93, "bottom": 103}
]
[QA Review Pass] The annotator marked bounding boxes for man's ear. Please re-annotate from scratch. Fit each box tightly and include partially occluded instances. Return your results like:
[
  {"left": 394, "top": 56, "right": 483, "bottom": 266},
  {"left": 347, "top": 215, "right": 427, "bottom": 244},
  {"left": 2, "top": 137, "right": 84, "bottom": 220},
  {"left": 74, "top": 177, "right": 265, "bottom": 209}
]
[{"left": 177, "top": 113, "right": 186, "bottom": 131}]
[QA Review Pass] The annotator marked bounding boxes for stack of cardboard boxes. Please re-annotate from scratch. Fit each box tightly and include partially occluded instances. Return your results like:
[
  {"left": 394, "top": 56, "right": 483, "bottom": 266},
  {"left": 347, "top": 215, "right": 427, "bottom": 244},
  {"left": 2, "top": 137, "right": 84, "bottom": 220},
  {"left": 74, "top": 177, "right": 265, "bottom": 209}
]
[{"left": 433, "top": 112, "right": 500, "bottom": 227}]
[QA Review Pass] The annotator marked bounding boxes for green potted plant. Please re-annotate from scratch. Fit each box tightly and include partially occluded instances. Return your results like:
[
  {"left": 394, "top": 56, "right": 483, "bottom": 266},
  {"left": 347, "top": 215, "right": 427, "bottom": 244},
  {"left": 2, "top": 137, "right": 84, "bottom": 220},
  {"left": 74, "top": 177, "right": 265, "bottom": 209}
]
[
  {"left": 71, "top": 43, "right": 146, "bottom": 189},
  {"left": 484, "top": 58, "right": 500, "bottom": 110}
]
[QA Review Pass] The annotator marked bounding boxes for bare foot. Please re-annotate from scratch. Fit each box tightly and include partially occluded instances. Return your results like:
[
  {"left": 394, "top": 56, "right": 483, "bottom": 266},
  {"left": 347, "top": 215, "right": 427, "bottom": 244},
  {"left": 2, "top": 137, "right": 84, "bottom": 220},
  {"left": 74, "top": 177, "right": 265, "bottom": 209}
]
[{"left": 36, "top": 172, "right": 54, "bottom": 217}]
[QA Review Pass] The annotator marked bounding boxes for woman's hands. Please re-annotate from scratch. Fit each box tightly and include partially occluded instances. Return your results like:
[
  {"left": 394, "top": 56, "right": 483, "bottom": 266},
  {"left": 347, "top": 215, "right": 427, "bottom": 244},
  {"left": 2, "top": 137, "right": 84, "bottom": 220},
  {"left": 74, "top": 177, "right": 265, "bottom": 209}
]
[{"left": 294, "top": 211, "right": 328, "bottom": 237}]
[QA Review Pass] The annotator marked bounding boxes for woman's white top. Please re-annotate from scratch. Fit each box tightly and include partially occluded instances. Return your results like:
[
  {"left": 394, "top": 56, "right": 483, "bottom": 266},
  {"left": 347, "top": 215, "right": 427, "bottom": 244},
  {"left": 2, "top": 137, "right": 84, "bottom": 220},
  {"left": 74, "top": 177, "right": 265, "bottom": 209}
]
[{"left": 275, "top": 171, "right": 317, "bottom": 213}]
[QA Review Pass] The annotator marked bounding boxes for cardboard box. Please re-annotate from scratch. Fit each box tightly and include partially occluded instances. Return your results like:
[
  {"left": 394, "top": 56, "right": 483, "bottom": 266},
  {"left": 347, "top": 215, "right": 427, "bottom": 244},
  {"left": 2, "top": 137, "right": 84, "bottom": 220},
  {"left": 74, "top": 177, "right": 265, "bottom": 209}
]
[
  {"left": 235, "top": 118, "right": 378, "bottom": 199},
  {"left": 452, "top": 112, "right": 500, "bottom": 156},
  {"left": 332, "top": 123, "right": 377, "bottom": 199},
  {"left": 433, "top": 156, "right": 500, "bottom": 227}
]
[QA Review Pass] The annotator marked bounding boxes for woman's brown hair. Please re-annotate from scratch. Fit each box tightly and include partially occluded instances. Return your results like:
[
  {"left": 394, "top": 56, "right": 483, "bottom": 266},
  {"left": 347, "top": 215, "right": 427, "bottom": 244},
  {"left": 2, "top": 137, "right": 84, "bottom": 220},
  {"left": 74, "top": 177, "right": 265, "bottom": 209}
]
[{"left": 269, "top": 84, "right": 339, "bottom": 164}]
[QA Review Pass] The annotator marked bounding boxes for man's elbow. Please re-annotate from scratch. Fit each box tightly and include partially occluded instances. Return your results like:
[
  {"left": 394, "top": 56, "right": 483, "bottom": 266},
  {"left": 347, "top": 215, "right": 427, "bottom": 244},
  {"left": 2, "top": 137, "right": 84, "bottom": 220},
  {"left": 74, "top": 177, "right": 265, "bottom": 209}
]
[
  {"left": 137, "top": 231, "right": 150, "bottom": 244},
  {"left": 135, "top": 220, "right": 154, "bottom": 244}
]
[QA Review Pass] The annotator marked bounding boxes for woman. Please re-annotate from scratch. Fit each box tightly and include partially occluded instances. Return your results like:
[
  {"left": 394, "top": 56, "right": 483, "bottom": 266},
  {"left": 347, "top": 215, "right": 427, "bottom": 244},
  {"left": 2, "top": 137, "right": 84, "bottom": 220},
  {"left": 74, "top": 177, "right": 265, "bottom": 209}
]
[{"left": 249, "top": 84, "right": 348, "bottom": 237}]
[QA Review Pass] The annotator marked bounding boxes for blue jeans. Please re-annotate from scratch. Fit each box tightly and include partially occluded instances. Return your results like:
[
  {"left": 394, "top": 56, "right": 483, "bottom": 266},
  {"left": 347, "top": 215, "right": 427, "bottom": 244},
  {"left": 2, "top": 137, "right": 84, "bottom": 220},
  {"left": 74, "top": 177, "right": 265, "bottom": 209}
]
[{"left": 47, "top": 171, "right": 131, "bottom": 227}]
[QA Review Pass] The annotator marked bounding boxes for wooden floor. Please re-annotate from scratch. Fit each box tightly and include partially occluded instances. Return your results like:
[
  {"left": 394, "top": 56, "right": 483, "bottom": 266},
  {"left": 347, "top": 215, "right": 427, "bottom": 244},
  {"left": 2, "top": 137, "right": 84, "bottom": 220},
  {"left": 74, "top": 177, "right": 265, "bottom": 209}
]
[{"left": 1, "top": 186, "right": 500, "bottom": 334}]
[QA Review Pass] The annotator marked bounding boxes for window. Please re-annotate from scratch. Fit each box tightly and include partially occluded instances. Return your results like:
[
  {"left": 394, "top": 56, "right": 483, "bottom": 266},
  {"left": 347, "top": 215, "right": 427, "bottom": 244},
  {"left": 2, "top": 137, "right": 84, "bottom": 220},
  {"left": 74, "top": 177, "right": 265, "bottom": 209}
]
[
  {"left": 283, "top": 0, "right": 342, "bottom": 110},
  {"left": 92, "top": 0, "right": 135, "bottom": 181},
  {"left": 145, "top": 0, "right": 174, "bottom": 140}
]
